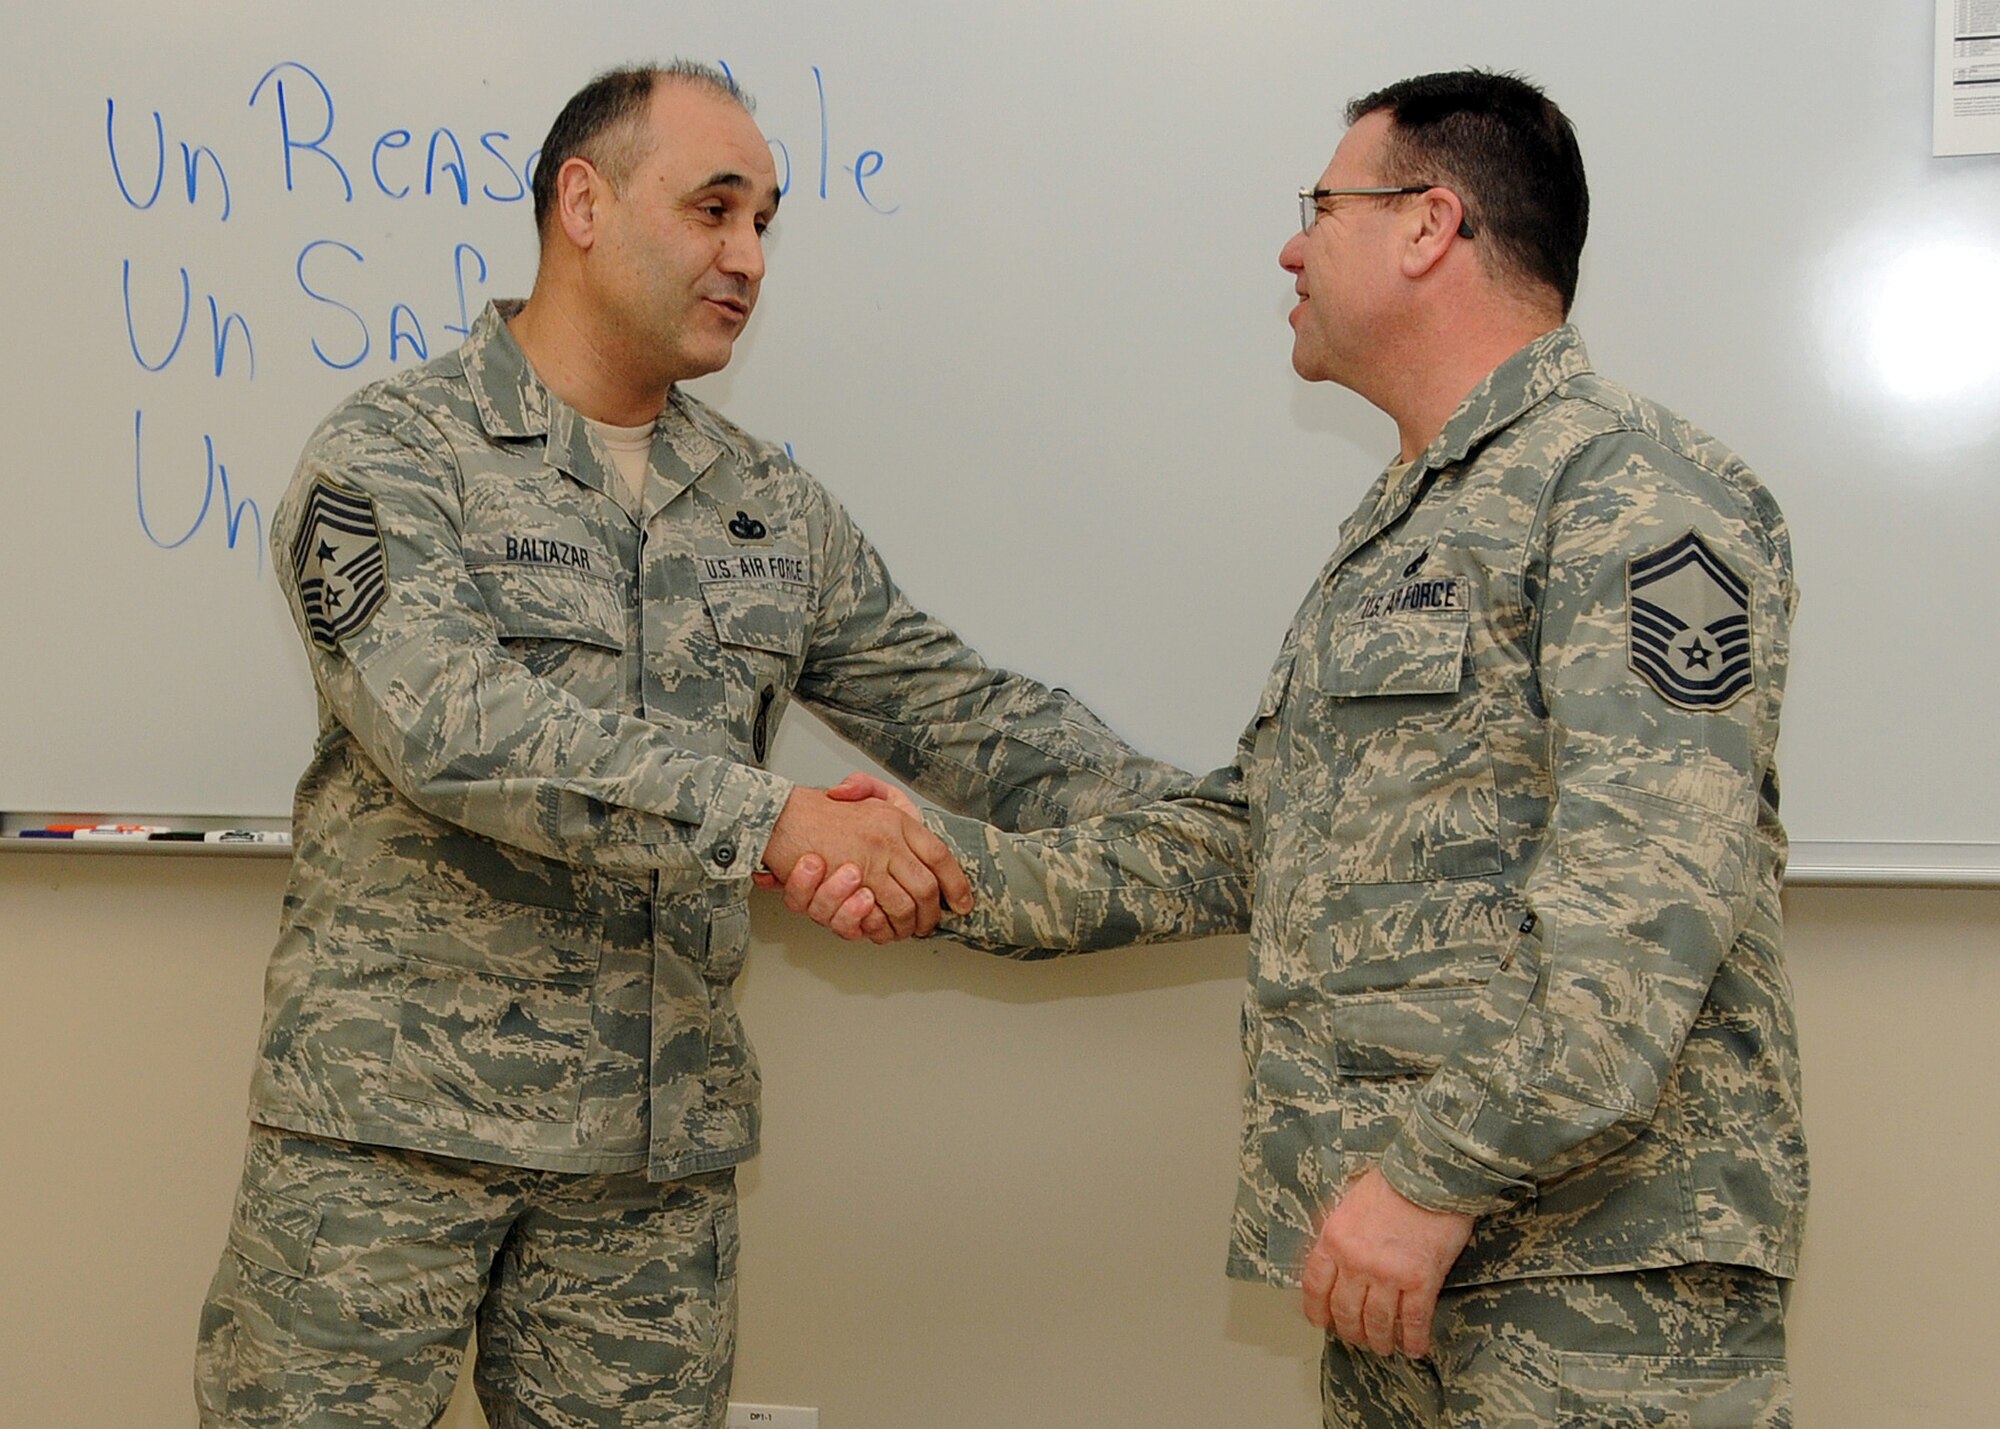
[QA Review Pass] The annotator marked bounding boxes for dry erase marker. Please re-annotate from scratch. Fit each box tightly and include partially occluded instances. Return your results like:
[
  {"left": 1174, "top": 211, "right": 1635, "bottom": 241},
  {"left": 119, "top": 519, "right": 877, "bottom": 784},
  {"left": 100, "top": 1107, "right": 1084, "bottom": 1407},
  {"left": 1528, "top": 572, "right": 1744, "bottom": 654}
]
[
  {"left": 18, "top": 829, "right": 77, "bottom": 838},
  {"left": 205, "top": 830, "right": 291, "bottom": 845},
  {"left": 75, "top": 828, "right": 168, "bottom": 839},
  {"left": 148, "top": 830, "right": 209, "bottom": 842}
]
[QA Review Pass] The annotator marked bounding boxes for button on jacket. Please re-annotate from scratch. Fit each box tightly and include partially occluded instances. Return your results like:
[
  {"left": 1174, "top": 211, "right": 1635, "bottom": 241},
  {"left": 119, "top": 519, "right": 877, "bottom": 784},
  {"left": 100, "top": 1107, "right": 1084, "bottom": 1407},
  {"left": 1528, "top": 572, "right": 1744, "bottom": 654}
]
[
  {"left": 926, "top": 326, "right": 1806, "bottom": 1290},
  {"left": 254, "top": 301, "right": 1192, "bottom": 1181}
]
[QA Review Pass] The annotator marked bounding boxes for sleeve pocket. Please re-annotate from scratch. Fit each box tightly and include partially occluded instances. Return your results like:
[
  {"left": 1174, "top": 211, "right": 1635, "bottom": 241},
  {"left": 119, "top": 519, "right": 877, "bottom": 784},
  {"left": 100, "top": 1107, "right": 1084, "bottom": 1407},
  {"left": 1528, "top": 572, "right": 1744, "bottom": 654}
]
[{"left": 1327, "top": 985, "right": 1482, "bottom": 1077}]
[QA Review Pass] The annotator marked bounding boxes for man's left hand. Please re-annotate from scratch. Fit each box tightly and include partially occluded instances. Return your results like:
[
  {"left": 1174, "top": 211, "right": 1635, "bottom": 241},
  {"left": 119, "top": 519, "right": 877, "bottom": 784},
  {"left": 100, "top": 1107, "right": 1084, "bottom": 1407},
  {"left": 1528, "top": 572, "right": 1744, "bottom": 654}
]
[{"left": 1300, "top": 1166, "right": 1475, "bottom": 1358}]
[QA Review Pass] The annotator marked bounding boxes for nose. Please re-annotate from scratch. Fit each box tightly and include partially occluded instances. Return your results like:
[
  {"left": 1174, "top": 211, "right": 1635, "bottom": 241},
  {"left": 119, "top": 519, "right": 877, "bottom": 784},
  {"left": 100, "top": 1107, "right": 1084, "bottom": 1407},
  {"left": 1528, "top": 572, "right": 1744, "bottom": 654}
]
[
  {"left": 1279, "top": 229, "right": 1305, "bottom": 275},
  {"left": 720, "top": 218, "right": 766, "bottom": 285}
]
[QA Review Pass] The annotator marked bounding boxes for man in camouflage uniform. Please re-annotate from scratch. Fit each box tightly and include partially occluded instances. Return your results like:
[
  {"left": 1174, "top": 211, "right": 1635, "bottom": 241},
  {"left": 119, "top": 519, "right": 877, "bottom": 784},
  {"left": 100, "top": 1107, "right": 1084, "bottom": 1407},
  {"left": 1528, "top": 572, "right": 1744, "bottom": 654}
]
[
  {"left": 194, "top": 63, "right": 1189, "bottom": 1427},
  {"left": 794, "top": 69, "right": 1806, "bottom": 1426}
]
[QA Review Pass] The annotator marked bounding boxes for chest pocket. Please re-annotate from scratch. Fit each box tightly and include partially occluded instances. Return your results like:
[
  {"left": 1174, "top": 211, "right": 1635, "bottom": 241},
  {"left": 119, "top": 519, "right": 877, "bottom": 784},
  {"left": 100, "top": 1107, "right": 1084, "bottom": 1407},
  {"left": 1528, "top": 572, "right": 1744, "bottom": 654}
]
[
  {"left": 697, "top": 559, "right": 811, "bottom": 763},
  {"left": 1315, "top": 607, "right": 1501, "bottom": 884},
  {"left": 699, "top": 577, "right": 809, "bottom": 659},
  {"left": 471, "top": 561, "right": 626, "bottom": 700}
]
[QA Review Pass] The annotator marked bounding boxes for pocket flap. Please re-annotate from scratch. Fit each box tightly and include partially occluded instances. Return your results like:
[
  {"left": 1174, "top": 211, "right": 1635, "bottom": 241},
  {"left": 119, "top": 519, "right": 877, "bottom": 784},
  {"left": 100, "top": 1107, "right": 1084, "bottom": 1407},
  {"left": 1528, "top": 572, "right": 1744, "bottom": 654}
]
[
  {"left": 229, "top": 1183, "right": 321, "bottom": 1280},
  {"left": 400, "top": 893, "right": 602, "bottom": 984},
  {"left": 471, "top": 562, "right": 624, "bottom": 649},
  {"left": 1320, "top": 609, "right": 1470, "bottom": 697},
  {"left": 1255, "top": 649, "right": 1296, "bottom": 720},
  {"left": 700, "top": 574, "right": 808, "bottom": 658},
  {"left": 1328, "top": 985, "right": 1481, "bottom": 1076}
]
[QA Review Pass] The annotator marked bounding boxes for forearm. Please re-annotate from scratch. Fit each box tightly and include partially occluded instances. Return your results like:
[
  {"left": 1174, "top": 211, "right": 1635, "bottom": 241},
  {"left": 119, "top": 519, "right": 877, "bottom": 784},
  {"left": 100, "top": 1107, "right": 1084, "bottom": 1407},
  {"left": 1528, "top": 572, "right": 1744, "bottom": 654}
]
[
  {"left": 923, "top": 773, "right": 1255, "bottom": 956},
  {"left": 324, "top": 634, "right": 793, "bottom": 884},
  {"left": 1382, "top": 792, "right": 1751, "bottom": 1213}
]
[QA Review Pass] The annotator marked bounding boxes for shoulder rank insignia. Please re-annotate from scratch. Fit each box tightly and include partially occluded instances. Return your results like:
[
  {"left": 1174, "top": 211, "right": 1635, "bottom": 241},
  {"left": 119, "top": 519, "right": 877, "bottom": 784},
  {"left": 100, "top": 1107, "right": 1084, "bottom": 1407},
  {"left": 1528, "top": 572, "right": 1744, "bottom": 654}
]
[
  {"left": 291, "top": 477, "right": 387, "bottom": 651},
  {"left": 1627, "top": 530, "right": 1753, "bottom": 710}
]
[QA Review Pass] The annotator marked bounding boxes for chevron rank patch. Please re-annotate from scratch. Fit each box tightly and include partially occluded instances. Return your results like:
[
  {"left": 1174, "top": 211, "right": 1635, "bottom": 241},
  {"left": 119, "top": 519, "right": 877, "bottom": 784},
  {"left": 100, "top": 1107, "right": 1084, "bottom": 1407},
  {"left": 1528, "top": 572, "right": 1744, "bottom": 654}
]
[
  {"left": 291, "top": 477, "right": 387, "bottom": 651},
  {"left": 1627, "top": 530, "right": 1753, "bottom": 710}
]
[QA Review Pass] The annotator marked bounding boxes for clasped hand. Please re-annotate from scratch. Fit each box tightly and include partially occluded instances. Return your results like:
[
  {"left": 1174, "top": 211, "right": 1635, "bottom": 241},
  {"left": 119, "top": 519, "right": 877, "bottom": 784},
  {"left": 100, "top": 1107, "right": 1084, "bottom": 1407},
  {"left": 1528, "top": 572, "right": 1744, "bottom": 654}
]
[{"left": 758, "top": 775, "right": 969, "bottom": 941}]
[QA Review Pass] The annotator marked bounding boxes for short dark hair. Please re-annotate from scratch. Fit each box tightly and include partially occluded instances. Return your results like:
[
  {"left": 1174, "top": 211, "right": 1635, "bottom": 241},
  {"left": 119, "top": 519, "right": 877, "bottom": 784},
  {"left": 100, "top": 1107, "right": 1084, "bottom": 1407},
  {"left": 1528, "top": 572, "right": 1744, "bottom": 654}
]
[
  {"left": 532, "top": 61, "right": 754, "bottom": 239},
  {"left": 1347, "top": 70, "right": 1588, "bottom": 314}
]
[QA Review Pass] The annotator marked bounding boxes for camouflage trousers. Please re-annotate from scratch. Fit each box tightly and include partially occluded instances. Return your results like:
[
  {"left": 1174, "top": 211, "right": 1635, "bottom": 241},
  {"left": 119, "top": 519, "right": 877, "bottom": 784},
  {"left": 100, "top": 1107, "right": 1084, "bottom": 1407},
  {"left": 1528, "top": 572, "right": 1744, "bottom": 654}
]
[
  {"left": 1321, "top": 1263, "right": 1791, "bottom": 1428},
  {"left": 195, "top": 1126, "right": 738, "bottom": 1428}
]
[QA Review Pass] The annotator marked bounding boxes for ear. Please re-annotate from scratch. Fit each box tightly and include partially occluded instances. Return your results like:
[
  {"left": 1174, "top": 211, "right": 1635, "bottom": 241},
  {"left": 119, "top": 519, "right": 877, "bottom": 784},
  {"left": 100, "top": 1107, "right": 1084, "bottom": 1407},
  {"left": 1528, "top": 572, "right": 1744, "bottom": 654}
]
[
  {"left": 553, "top": 156, "right": 608, "bottom": 250},
  {"left": 1398, "top": 188, "right": 1469, "bottom": 280}
]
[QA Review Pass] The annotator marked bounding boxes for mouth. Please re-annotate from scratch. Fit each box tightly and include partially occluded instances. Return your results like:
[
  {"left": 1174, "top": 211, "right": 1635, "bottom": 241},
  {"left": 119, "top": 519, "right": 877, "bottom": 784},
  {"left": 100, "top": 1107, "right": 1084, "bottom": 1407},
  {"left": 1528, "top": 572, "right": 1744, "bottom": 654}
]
[{"left": 704, "top": 295, "right": 751, "bottom": 323}]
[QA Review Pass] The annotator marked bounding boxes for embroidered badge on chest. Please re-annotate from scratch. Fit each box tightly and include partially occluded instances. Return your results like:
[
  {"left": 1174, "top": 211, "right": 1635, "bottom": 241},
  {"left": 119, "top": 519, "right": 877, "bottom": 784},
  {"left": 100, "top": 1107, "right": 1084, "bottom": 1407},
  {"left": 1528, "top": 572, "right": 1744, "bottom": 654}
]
[
  {"left": 291, "top": 477, "right": 388, "bottom": 651},
  {"left": 723, "top": 500, "right": 773, "bottom": 546},
  {"left": 1627, "top": 531, "right": 1753, "bottom": 710}
]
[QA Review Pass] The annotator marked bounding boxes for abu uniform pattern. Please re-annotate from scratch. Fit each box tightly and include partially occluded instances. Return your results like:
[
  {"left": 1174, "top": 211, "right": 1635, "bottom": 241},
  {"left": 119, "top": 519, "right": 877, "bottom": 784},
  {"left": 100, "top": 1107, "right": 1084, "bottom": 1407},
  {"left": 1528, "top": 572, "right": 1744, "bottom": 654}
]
[
  {"left": 202, "top": 297, "right": 1193, "bottom": 1425},
  {"left": 925, "top": 325, "right": 1806, "bottom": 1295},
  {"left": 247, "top": 300, "right": 1190, "bottom": 1186}
]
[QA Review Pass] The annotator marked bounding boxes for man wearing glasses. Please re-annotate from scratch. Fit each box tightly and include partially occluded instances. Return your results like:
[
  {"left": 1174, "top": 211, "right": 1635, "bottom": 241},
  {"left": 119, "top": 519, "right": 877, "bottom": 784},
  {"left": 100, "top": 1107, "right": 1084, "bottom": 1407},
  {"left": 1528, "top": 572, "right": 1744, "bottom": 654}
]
[{"left": 792, "top": 68, "right": 1805, "bottom": 1426}]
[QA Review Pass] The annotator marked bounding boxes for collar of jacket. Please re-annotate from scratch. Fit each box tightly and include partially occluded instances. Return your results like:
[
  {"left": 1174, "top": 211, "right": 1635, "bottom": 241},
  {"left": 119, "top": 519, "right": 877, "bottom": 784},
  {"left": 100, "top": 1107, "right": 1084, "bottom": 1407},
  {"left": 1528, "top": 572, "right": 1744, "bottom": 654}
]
[
  {"left": 1325, "top": 324, "right": 1592, "bottom": 574},
  {"left": 459, "top": 299, "right": 724, "bottom": 510},
  {"left": 1409, "top": 322, "right": 1592, "bottom": 483}
]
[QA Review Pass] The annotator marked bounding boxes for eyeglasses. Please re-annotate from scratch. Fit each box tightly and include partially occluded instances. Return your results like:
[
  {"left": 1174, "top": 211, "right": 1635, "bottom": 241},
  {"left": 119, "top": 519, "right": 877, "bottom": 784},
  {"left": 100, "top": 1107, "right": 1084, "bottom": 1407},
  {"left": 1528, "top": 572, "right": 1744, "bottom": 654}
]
[{"left": 1298, "top": 185, "right": 1475, "bottom": 239}]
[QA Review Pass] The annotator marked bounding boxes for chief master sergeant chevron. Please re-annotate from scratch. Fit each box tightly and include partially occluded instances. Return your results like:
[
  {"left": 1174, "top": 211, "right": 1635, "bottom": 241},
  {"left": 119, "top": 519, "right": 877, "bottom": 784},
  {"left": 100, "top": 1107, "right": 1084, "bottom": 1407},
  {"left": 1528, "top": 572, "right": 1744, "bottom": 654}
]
[
  {"left": 193, "top": 62, "right": 1191, "bottom": 1428},
  {"left": 824, "top": 69, "right": 1809, "bottom": 1426}
]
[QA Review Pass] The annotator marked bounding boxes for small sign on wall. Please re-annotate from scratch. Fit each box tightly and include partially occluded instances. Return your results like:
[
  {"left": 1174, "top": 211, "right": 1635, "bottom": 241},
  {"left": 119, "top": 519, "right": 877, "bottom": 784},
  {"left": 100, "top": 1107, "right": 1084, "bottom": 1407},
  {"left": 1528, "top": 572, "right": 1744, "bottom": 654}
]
[{"left": 1937, "top": 0, "right": 2000, "bottom": 154}]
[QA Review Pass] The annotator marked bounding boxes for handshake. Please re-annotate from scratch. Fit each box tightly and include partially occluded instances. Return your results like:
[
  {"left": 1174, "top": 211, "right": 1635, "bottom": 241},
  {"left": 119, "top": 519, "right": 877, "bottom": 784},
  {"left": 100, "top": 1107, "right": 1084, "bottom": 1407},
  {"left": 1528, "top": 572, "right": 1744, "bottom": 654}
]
[{"left": 755, "top": 773, "right": 969, "bottom": 943}]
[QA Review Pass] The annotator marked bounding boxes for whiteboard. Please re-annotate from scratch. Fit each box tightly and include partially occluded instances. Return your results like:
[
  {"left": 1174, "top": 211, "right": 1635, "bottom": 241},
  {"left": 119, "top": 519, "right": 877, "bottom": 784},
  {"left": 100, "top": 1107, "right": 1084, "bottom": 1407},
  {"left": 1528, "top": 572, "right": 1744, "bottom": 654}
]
[{"left": 2, "top": 1, "right": 1995, "bottom": 877}]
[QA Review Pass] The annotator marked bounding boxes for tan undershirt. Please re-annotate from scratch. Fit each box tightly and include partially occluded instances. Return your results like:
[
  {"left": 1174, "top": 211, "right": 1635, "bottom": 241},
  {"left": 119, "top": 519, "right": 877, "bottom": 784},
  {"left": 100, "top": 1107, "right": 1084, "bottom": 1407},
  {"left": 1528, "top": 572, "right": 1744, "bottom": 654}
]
[{"left": 585, "top": 417, "right": 656, "bottom": 513}]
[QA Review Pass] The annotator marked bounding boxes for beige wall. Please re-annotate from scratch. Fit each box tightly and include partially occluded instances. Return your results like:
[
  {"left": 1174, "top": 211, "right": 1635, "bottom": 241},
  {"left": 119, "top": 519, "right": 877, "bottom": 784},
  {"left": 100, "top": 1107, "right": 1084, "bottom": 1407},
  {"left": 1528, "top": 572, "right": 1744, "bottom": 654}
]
[{"left": 2, "top": 851, "right": 1994, "bottom": 1427}]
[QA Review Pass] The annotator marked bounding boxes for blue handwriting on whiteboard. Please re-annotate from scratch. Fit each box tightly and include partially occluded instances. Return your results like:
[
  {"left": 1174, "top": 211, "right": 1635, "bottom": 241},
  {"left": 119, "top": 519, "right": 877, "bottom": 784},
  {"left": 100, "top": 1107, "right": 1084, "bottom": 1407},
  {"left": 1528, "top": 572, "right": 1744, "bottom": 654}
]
[
  {"left": 296, "top": 239, "right": 493, "bottom": 371},
  {"left": 123, "top": 261, "right": 256, "bottom": 379},
  {"left": 248, "top": 61, "right": 532, "bottom": 208},
  {"left": 132, "top": 409, "right": 264, "bottom": 573},
  {"left": 104, "top": 100, "right": 233, "bottom": 221},
  {"left": 721, "top": 61, "right": 899, "bottom": 212},
  {"left": 106, "top": 56, "right": 905, "bottom": 576}
]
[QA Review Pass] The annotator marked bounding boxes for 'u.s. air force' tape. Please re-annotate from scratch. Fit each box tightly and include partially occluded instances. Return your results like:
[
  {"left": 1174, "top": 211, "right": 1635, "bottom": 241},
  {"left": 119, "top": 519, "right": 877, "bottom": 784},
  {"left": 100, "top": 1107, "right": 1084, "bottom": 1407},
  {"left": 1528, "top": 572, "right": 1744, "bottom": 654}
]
[
  {"left": 1356, "top": 575, "right": 1469, "bottom": 621},
  {"left": 291, "top": 477, "right": 388, "bottom": 651},
  {"left": 696, "top": 551, "right": 809, "bottom": 585},
  {"left": 1627, "top": 529, "right": 1753, "bottom": 710}
]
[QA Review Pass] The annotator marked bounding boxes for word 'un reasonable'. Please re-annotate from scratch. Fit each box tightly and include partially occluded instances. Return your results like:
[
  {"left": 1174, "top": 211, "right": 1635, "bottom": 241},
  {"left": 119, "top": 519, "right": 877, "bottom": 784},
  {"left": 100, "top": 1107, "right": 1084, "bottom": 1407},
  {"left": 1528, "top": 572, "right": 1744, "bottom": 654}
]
[{"left": 105, "top": 59, "right": 899, "bottom": 219}]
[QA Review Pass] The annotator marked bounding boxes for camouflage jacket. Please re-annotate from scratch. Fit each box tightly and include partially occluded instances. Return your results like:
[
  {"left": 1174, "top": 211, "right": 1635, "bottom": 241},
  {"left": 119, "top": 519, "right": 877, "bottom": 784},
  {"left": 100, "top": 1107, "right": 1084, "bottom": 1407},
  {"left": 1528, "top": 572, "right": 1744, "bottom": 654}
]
[
  {"left": 927, "top": 326, "right": 1807, "bottom": 1288},
  {"left": 252, "top": 301, "right": 1188, "bottom": 1181}
]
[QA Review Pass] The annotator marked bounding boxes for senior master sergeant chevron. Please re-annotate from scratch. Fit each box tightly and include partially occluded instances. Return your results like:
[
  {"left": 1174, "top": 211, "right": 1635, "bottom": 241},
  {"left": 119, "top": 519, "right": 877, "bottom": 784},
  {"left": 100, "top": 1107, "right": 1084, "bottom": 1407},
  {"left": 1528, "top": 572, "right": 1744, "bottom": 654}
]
[
  {"left": 193, "top": 62, "right": 1191, "bottom": 1428},
  {"left": 795, "top": 69, "right": 1808, "bottom": 1427}
]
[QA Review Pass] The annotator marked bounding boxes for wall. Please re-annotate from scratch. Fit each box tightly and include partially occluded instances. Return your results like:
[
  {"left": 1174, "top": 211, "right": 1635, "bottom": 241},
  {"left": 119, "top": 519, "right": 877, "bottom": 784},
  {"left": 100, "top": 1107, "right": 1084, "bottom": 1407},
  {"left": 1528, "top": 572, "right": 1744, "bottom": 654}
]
[{"left": 3, "top": 850, "right": 1994, "bottom": 1427}]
